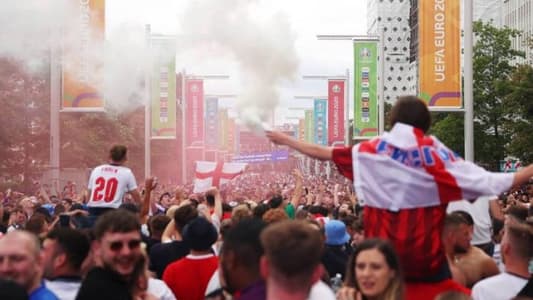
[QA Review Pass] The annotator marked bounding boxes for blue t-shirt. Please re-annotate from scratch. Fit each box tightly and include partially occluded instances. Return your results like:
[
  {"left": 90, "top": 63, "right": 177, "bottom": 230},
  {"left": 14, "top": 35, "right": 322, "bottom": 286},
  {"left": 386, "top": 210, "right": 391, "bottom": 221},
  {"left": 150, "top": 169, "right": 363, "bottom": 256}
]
[{"left": 30, "top": 283, "right": 59, "bottom": 300}]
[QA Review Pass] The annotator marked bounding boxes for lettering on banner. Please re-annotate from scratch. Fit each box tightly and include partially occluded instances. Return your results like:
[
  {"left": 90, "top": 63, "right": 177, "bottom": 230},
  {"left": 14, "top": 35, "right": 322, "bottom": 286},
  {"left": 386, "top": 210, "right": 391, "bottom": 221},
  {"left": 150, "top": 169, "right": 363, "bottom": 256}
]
[
  {"left": 434, "top": 0, "right": 446, "bottom": 82},
  {"left": 78, "top": 0, "right": 91, "bottom": 84}
]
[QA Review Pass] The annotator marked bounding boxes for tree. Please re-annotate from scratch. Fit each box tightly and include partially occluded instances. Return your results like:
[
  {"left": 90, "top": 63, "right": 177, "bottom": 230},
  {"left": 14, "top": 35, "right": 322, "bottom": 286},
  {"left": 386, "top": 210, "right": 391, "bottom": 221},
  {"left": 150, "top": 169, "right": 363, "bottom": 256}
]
[
  {"left": 60, "top": 108, "right": 145, "bottom": 178},
  {"left": 472, "top": 21, "right": 524, "bottom": 170},
  {"left": 0, "top": 58, "right": 50, "bottom": 192},
  {"left": 430, "top": 113, "right": 464, "bottom": 157},
  {"left": 504, "top": 64, "right": 533, "bottom": 164}
]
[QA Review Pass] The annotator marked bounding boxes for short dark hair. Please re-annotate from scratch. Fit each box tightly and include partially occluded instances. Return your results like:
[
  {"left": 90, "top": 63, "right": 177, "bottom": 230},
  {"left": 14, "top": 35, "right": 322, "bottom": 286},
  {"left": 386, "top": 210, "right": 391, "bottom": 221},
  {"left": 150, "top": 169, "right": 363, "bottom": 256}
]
[
  {"left": 253, "top": 203, "right": 269, "bottom": 219},
  {"left": 149, "top": 214, "right": 171, "bottom": 236},
  {"left": 221, "top": 218, "right": 266, "bottom": 273},
  {"left": 109, "top": 145, "right": 128, "bottom": 162},
  {"left": 159, "top": 192, "right": 171, "bottom": 203},
  {"left": 451, "top": 210, "right": 474, "bottom": 226},
  {"left": 269, "top": 195, "right": 283, "bottom": 209},
  {"left": 205, "top": 194, "right": 215, "bottom": 206},
  {"left": 261, "top": 220, "right": 323, "bottom": 290},
  {"left": 444, "top": 212, "right": 471, "bottom": 231},
  {"left": 505, "top": 221, "right": 533, "bottom": 260},
  {"left": 390, "top": 95, "right": 431, "bottom": 133},
  {"left": 93, "top": 209, "right": 140, "bottom": 240},
  {"left": 173, "top": 204, "right": 198, "bottom": 234},
  {"left": 46, "top": 228, "right": 90, "bottom": 270}
]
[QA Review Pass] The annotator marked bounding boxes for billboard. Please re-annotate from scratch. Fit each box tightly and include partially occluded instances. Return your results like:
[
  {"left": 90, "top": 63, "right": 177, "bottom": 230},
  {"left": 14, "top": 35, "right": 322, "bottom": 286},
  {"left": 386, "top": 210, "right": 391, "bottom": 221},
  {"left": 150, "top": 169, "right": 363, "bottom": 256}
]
[
  {"left": 151, "top": 39, "right": 176, "bottom": 139},
  {"left": 353, "top": 41, "right": 378, "bottom": 138},
  {"left": 232, "top": 150, "right": 289, "bottom": 163},
  {"left": 328, "top": 80, "right": 345, "bottom": 145},
  {"left": 62, "top": 0, "right": 105, "bottom": 111},
  {"left": 185, "top": 79, "right": 204, "bottom": 145},
  {"left": 314, "top": 99, "right": 328, "bottom": 145},
  {"left": 419, "top": 0, "right": 461, "bottom": 107}
]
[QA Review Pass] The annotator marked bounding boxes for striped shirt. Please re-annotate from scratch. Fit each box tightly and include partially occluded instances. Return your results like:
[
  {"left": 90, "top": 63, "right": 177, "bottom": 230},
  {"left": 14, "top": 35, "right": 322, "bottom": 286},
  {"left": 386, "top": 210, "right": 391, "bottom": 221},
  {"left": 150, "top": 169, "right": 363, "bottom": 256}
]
[{"left": 332, "top": 123, "right": 513, "bottom": 281}]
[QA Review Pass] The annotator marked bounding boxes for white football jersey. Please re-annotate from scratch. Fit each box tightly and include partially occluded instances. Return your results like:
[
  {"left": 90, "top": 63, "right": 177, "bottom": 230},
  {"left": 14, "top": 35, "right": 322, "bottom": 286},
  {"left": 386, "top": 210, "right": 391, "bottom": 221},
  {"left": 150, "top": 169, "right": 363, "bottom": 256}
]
[{"left": 87, "top": 164, "right": 138, "bottom": 208}]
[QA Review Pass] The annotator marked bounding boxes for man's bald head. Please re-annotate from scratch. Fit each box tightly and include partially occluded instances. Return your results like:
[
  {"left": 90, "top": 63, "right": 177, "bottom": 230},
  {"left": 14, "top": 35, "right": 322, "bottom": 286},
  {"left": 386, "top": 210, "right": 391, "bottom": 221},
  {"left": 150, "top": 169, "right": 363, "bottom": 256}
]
[{"left": 0, "top": 230, "right": 43, "bottom": 292}]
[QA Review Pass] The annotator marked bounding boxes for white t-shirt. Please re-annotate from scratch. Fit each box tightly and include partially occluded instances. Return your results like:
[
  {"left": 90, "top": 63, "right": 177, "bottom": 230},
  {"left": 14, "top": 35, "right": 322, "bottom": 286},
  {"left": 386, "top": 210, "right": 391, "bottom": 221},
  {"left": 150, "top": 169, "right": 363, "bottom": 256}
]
[
  {"left": 45, "top": 279, "right": 81, "bottom": 300},
  {"left": 447, "top": 196, "right": 496, "bottom": 245},
  {"left": 148, "top": 278, "right": 176, "bottom": 300},
  {"left": 87, "top": 164, "right": 137, "bottom": 208},
  {"left": 472, "top": 272, "right": 528, "bottom": 300},
  {"left": 308, "top": 280, "right": 336, "bottom": 300}
]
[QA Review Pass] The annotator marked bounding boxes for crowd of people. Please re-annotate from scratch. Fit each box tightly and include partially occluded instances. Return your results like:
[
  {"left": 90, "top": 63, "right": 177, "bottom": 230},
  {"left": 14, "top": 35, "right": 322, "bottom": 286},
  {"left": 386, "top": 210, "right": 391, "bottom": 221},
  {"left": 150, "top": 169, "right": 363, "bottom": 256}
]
[{"left": 0, "top": 96, "right": 532, "bottom": 300}]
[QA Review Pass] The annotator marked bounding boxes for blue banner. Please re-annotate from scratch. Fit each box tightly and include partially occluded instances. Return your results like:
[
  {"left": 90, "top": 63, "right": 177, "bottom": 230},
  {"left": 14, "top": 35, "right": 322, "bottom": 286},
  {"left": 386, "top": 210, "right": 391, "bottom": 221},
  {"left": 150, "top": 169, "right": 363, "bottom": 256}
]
[
  {"left": 314, "top": 99, "right": 328, "bottom": 145},
  {"left": 232, "top": 150, "right": 289, "bottom": 163}
]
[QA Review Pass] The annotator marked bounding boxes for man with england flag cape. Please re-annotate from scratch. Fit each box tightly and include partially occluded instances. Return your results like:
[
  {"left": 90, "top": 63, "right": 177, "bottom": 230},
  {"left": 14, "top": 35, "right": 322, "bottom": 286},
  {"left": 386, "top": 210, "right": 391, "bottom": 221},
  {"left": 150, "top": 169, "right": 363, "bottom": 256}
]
[{"left": 266, "top": 96, "right": 533, "bottom": 299}]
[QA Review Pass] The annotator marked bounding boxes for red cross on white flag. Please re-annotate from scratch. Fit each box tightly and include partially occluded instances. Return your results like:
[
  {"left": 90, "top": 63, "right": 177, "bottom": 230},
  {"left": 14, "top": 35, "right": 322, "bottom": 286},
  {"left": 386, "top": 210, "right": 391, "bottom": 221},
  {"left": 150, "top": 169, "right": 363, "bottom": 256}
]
[{"left": 194, "top": 161, "right": 248, "bottom": 193}]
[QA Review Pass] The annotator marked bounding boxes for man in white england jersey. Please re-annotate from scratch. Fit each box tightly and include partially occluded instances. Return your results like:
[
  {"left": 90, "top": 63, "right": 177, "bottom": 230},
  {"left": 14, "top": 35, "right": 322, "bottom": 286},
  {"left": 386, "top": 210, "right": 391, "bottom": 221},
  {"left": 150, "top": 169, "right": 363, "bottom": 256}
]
[{"left": 87, "top": 145, "right": 142, "bottom": 223}]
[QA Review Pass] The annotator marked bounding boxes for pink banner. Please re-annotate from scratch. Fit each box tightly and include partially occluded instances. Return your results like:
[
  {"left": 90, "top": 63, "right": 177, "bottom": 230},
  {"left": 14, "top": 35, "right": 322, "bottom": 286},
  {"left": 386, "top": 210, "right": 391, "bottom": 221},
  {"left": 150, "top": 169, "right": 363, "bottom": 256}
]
[
  {"left": 185, "top": 79, "right": 204, "bottom": 146},
  {"left": 328, "top": 80, "right": 345, "bottom": 145}
]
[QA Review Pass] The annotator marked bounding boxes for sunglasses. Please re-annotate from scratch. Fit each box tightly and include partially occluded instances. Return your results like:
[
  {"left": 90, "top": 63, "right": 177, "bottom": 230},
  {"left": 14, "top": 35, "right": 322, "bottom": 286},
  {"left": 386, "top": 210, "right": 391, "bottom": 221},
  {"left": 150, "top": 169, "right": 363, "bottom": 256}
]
[{"left": 108, "top": 239, "right": 141, "bottom": 252}]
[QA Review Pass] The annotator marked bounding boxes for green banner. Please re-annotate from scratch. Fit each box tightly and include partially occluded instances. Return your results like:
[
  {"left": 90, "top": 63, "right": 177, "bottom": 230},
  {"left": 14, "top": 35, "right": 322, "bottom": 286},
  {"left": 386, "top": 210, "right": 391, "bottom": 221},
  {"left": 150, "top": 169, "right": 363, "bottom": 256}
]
[
  {"left": 353, "top": 41, "right": 378, "bottom": 138},
  {"left": 151, "top": 39, "right": 176, "bottom": 139},
  {"left": 305, "top": 110, "right": 314, "bottom": 142}
]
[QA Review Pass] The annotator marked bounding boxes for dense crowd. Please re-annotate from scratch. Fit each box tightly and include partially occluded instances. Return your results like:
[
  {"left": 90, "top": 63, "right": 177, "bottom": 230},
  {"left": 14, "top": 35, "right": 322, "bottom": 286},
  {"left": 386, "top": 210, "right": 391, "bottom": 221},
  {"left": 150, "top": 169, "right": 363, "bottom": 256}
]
[{"left": 0, "top": 96, "right": 532, "bottom": 300}]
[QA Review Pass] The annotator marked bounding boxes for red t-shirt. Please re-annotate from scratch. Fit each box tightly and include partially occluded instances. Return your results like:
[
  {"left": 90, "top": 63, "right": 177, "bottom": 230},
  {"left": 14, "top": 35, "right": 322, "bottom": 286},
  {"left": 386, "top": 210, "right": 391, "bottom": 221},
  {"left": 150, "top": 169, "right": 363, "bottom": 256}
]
[{"left": 162, "top": 254, "right": 218, "bottom": 300}]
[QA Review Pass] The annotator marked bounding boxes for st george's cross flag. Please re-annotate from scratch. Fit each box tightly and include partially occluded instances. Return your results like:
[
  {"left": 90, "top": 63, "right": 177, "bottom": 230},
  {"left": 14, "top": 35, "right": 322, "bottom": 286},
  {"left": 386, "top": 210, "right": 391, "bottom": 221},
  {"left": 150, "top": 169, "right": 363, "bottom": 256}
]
[{"left": 193, "top": 161, "right": 248, "bottom": 193}]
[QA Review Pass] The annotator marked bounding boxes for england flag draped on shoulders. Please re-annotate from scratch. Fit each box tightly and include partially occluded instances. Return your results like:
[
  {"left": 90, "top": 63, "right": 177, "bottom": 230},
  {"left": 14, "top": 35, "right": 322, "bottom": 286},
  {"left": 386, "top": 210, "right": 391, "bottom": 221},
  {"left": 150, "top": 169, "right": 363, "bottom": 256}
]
[
  {"left": 332, "top": 123, "right": 514, "bottom": 280},
  {"left": 337, "top": 123, "right": 514, "bottom": 210},
  {"left": 193, "top": 161, "right": 248, "bottom": 193}
]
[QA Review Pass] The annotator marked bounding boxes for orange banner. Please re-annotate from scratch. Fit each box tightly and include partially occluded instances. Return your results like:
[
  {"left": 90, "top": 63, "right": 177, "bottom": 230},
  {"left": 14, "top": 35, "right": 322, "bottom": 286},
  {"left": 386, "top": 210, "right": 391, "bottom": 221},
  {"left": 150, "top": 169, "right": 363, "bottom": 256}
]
[
  {"left": 419, "top": 0, "right": 461, "bottom": 107},
  {"left": 62, "top": 0, "right": 105, "bottom": 110}
]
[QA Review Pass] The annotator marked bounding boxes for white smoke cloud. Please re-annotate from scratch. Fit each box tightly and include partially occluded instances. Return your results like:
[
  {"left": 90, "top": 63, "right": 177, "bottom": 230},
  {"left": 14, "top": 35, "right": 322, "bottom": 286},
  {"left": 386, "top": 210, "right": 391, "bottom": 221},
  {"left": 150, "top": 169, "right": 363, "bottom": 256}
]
[
  {"left": 177, "top": 0, "right": 299, "bottom": 131},
  {"left": 0, "top": 0, "right": 299, "bottom": 119}
]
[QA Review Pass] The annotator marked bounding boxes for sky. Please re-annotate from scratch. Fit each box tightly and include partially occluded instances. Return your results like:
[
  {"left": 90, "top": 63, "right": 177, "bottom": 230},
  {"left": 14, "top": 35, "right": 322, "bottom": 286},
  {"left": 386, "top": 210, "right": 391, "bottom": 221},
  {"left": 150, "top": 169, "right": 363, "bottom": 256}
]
[{"left": 106, "top": 0, "right": 368, "bottom": 125}]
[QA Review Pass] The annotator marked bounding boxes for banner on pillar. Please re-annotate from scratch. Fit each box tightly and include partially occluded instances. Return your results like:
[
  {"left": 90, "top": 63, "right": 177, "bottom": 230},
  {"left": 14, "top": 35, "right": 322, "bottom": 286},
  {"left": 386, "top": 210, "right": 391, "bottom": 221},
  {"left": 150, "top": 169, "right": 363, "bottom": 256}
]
[
  {"left": 353, "top": 40, "right": 378, "bottom": 138},
  {"left": 328, "top": 80, "right": 345, "bottom": 145},
  {"left": 227, "top": 118, "right": 236, "bottom": 154},
  {"left": 298, "top": 119, "right": 305, "bottom": 142},
  {"left": 314, "top": 99, "right": 328, "bottom": 145},
  {"left": 151, "top": 39, "right": 176, "bottom": 139},
  {"left": 185, "top": 79, "right": 204, "bottom": 145},
  {"left": 205, "top": 97, "right": 219, "bottom": 148},
  {"left": 219, "top": 109, "right": 229, "bottom": 149},
  {"left": 304, "top": 110, "right": 314, "bottom": 143},
  {"left": 419, "top": 0, "right": 461, "bottom": 107},
  {"left": 62, "top": 0, "right": 105, "bottom": 111}
]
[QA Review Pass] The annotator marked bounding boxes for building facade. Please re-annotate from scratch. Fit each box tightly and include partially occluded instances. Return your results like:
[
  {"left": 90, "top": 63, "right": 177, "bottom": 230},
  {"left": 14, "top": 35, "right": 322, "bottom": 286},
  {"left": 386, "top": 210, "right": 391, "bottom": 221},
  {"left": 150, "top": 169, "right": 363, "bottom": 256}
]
[
  {"left": 503, "top": 0, "right": 533, "bottom": 65},
  {"left": 367, "top": 0, "right": 415, "bottom": 102}
]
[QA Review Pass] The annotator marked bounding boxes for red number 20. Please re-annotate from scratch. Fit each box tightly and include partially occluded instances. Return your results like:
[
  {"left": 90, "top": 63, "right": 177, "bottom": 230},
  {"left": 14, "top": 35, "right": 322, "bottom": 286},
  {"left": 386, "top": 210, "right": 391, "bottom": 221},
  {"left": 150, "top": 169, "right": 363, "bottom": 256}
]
[{"left": 92, "top": 177, "right": 118, "bottom": 202}]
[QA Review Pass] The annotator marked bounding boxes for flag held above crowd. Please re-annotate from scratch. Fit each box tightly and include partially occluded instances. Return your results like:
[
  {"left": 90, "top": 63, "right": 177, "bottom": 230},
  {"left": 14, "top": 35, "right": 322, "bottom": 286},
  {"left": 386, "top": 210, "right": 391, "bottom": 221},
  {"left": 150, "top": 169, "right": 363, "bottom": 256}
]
[{"left": 193, "top": 161, "right": 248, "bottom": 193}]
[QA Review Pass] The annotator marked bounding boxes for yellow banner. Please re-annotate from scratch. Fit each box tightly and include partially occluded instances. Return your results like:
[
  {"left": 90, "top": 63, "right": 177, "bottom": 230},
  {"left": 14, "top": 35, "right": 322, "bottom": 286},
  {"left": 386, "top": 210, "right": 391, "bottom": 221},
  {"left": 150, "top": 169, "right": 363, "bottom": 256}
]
[
  {"left": 62, "top": 0, "right": 105, "bottom": 110},
  {"left": 419, "top": 0, "right": 461, "bottom": 107}
]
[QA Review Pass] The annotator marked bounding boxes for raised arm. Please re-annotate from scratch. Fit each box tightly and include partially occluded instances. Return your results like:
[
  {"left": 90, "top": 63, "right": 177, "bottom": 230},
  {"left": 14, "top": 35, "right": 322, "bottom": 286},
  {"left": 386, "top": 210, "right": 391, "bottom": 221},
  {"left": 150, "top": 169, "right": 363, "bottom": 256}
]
[
  {"left": 140, "top": 177, "right": 157, "bottom": 220},
  {"left": 290, "top": 169, "right": 303, "bottom": 209},
  {"left": 265, "top": 130, "right": 333, "bottom": 161},
  {"left": 512, "top": 164, "right": 533, "bottom": 188}
]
